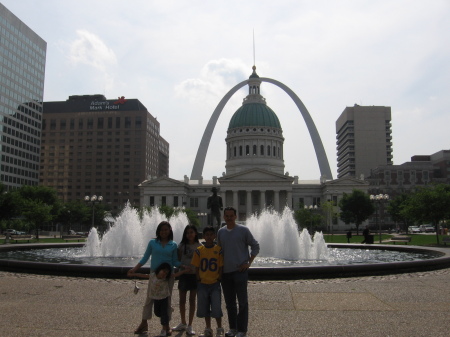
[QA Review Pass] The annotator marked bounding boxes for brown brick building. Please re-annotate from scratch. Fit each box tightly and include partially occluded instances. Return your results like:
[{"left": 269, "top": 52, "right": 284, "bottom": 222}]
[{"left": 40, "top": 95, "right": 169, "bottom": 214}]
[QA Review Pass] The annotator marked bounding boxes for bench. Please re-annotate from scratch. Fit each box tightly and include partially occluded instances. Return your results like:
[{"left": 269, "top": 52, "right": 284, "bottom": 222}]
[
  {"left": 442, "top": 237, "right": 450, "bottom": 246},
  {"left": 9, "top": 234, "right": 33, "bottom": 243},
  {"left": 390, "top": 236, "right": 412, "bottom": 244},
  {"left": 62, "top": 235, "right": 86, "bottom": 242}
]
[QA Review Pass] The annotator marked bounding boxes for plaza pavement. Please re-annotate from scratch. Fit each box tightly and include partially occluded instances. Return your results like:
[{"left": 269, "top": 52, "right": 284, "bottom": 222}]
[{"left": 0, "top": 267, "right": 449, "bottom": 337}]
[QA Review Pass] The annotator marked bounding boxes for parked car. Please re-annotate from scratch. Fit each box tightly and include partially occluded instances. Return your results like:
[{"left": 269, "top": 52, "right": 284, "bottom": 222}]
[
  {"left": 5, "top": 229, "right": 18, "bottom": 235},
  {"left": 419, "top": 225, "right": 434, "bottom": 233},
  {"left": 408, "top": 226, "right": 421, "bottom": 234}
]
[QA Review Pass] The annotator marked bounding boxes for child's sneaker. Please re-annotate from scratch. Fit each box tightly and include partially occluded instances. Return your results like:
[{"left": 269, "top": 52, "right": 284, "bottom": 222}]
[
  {"left": 199, "top": 328, "right": 213, "bottom": 337},
  {"left": 172, "top": 323, "right": 187, "bottom": 331},
  {"left": 159, "top": 329, "right": 167, "bottom": 337},
  {"left": 186, "top": 325, "right": 196, "bottom": 335},
  {"left": 216, "top": 327, "right": 225, "bottom": 337},
  {"left": 225, "top": 329, "right": 237, "bottom": 337}
]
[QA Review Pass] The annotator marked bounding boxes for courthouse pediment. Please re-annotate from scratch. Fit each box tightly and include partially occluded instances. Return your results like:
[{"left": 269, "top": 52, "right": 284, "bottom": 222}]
[
  {"left": 219, "top": 168, "right": 294, "bottom": 183},
  {"left": 139, "top": 177, "right": 186, "bottom": 187}
]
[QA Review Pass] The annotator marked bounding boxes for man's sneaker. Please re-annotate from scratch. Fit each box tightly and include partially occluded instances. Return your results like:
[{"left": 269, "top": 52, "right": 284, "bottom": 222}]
[
  {"left": 225, "top": 329, "right": 237, "bottom": 337},
  {"left": 199, "top": 328, "right": 214, "bottom": 337},
  {"left": 186, "top": 325, "right": 196, "bottom": 335},
  {"left": 216, "top": 327, "right": 225, "bottom": 336},
  {"left": 172, "top": 323, "right": 187, "bottom": 331},
  {"left": 235, "top": 333, "right": 247, "bottom": 337}
]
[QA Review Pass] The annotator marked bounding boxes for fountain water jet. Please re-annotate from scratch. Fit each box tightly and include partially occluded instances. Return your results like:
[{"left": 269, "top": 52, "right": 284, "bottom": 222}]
[
  {"left": 245, "top": 207, "right": 328, "bottom": 261},
  {"left": 81, "top": 204, "right": 329, "bottom": 263},
  {"left": 81, "top": 203, "right": 189, "bottom": 258}
]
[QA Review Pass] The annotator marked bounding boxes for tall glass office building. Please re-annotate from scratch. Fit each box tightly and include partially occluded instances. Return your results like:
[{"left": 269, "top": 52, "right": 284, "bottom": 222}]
[{"left": 0, "top": 3, "right": 46, "bottom": 190}]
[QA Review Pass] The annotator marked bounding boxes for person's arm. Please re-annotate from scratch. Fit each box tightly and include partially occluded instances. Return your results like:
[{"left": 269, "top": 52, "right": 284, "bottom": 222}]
[
  {"left": 138, "top": 240, "right": 153, "bottom": 266},
  {"left": 127, "top": 262, "right": 143, "bottom": 277},
  {"left": 239, "top": 228, "right": 260, "bottom": 272},
  {"left": 177, "top": 244, "right": 182, "bottom": 262},
  {"left": 171, "top": 242, "right": 181, "bottom": 268},
  {"left": 172, "top": 268, "right": 187, "bottom": 278}
]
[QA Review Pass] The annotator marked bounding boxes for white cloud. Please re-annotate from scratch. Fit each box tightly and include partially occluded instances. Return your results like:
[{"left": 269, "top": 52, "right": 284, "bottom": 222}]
[
  {"left": 175, "top": 58, "right": 249, "bottom": 104},
  {"left": 68, "top": 30, "right": 117, "bottom": 71}
]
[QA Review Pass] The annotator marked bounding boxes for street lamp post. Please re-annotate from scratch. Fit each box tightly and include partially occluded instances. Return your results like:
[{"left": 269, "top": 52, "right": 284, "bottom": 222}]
[
  {"left": 304, "top": 205, "right": 318, "bottom": 232},
  {"left": 85, "top": 195, "right": 103, "bottom": 229},
  {"left": 197, "top": 212, "right": 207, "bottom": 230},
  {"left": 370, "top": 194, "right": 389, "bottom": 243}
]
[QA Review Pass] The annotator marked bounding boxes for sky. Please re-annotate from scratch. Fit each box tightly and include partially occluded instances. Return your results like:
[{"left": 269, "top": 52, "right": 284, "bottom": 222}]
[{"left": 3, "top": 0, "right": 450, "bottom": 180}]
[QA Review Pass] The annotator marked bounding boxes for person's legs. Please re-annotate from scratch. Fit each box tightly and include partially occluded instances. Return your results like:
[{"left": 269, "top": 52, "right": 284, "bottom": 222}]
[
  {"left": 221, "top": 272, "right": 237, "bottom": 331},
  {"left": 234, "top": 271, "right": 249, "bottom": 333},
  {"left": 179, "top": 289, "right": 187, "bottom": 324},
  {"left": 159, "top": 298, "right": 170, "bottom": 328},
  {"left": 188, "top": 289, "right": 197, "bottom": 325}
]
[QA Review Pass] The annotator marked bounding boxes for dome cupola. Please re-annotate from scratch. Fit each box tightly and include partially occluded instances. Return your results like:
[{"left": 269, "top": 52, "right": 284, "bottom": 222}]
[{"left": 225, "top": 66, "right": 285, "bottom": 175}]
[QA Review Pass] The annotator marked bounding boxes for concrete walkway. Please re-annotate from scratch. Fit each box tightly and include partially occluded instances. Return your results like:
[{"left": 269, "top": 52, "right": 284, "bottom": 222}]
[{"left": 0, "top": 268, "right": 449, "bottom": 337}]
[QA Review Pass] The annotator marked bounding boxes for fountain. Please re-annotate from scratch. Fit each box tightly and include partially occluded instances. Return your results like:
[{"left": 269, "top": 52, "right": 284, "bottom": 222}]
[{"left": 1, "top": 203, "right": 449, "bottom": 279}]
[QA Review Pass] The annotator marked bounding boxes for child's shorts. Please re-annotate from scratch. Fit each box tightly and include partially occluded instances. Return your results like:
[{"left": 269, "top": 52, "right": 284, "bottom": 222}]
[
  {"left": 196, "top": 282, "right": 223, "bottom": 318},
  {"left": 178, "top": 274, "right": 198, "bottom": 291}
]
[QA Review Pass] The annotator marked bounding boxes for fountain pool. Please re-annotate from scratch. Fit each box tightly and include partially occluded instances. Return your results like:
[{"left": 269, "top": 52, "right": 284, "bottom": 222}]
[{"left": 1, "top": 204, "right": 449, "bottom": 279}]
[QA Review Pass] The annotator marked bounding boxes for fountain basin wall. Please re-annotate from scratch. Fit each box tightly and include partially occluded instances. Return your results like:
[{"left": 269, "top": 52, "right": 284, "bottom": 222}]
[{"left": 1, "top": 243, "right": 449, "bottom": 280}]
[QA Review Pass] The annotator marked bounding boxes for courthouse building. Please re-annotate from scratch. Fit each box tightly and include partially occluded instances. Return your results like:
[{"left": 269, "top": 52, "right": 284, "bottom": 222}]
[{"left": 139, "top": 67, "right": 368, "bottom": 229}]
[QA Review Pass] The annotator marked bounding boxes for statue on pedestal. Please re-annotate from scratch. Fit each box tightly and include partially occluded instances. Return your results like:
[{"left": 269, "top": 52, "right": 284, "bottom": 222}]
[{"left": 207, "top": 187, "right": 223, "bottom": 228}]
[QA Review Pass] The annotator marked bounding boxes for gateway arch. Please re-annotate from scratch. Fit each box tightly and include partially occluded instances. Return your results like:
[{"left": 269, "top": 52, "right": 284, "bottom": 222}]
[{"left": 190, "top": 77, "right": 333, "bottom": 180}]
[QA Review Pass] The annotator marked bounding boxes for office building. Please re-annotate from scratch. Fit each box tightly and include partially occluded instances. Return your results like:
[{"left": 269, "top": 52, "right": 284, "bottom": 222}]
[
  {"left": 336, "top": 105, "right": 393, "bottom": 179},
  {"left": 0, "top": 3, "right": 46, "bottom": 190},
  {"left": 41, "top": 95, "right": 169, "bottom": 214}
]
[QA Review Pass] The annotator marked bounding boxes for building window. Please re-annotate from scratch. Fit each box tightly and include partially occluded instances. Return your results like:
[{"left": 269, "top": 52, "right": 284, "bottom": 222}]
[
  {"left": 190, "top": 197, "right": 198, "bottom": 208},
  {"left": 298, "top": 198, "right": 304, "bottom": 207},
  {"left": 313, "top": 197, "right": 321, "bottom": 206},
  {"left": 174, "top": 196, "right": 179, "bottom": 207},
  {"left": 260, "top": 145, "right": 264, "bottom": 155},
  {"left": 253, "top": 145, "right": 257, "bottom": 155}
]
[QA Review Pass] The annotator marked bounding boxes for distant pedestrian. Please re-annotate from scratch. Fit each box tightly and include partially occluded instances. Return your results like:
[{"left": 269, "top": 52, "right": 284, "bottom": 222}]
[
  {"left": 346, "top": 230, "right": 352, "bottom": 243},
  {"left": 361, "top": 225, "right": 370, "bottom": 244}
]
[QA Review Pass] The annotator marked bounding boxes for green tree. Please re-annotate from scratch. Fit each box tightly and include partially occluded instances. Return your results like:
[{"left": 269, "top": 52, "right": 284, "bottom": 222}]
[
  {"left": 294, "top": 206, "right": 323, "bottom": 232},
  {"left": 387, "top": 193, "right": 413, "bottom": 232},
  {"left": 401, "top": 184, "right": 450, "bottom": 244},
  {"left": 339, "top": 189, "right": 374, "bottom": 235},
  {"left": 0, "top": 183, "right": 20, "bottom": 230},
  {"left": 56, "top": 200, "right": 90, "bottom": 233},
  {"left": 294, "top": 207, "right": 311, "bottom": 230},
  {"left": 21, "top": 199, "right": 53, "bottom": 240}
]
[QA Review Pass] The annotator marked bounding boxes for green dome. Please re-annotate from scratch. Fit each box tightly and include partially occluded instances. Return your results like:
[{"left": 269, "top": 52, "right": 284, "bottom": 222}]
[{"left": 228, "top": 103, "right": 281, "bottom": 129}]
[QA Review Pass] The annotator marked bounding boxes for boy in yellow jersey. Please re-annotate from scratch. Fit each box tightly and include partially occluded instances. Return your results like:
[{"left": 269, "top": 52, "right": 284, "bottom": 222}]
[{"left": 191, "top": 226, "right": 224, "bottom": 337}]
